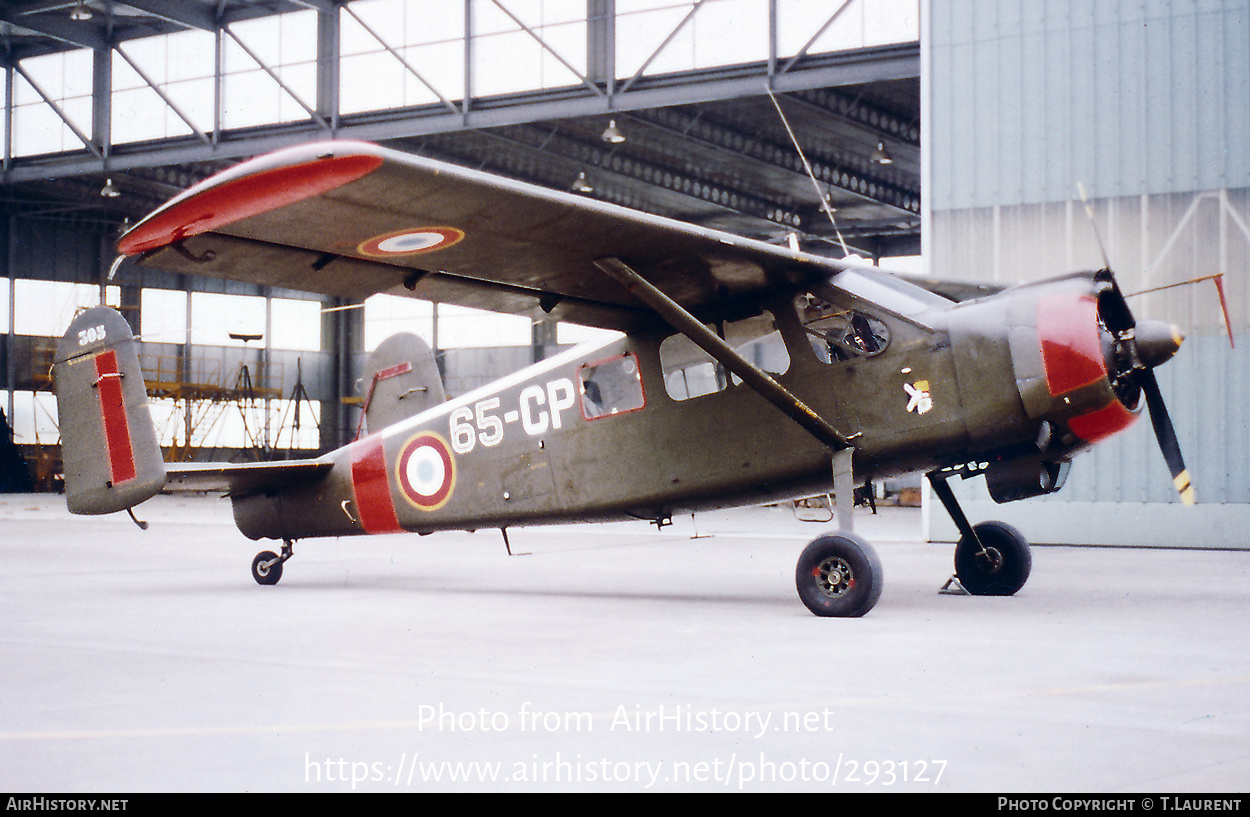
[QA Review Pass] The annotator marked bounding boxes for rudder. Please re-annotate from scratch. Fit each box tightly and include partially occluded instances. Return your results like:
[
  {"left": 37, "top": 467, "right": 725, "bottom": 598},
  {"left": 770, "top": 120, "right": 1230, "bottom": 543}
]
[
  {"left": 360, "top": 332, "right": 445, "bottom": 435},
  {"left": 54, "top": 306, "right": 165, "bottom": 514}
]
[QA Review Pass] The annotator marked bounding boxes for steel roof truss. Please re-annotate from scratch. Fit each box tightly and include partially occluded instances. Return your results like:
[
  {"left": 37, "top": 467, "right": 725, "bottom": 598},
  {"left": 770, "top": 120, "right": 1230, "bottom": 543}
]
[
  {"left": 340, "top": 2, "right": 462, "bottom": 116},
  {"left": 10, "top": 60, "right": 99, "bottom": 158},
  {"left": 221, "top": 22, "right": 329, "bottom": 132},
  {"left": 489, "top": 0, "right": 604, "bottom": 99},
  {"left": 617, "top": 0, "right": 706, "bottom": 96},
  {"left": 113, "top": 43, "right": 212, "bottom": 146},
  {"left": 777, "top": 0, "right": 855, "bottom": 76}
]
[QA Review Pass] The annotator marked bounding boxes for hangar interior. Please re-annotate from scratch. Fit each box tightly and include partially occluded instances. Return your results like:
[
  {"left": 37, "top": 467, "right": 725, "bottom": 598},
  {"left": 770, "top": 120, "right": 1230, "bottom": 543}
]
[
  {"left": 0, "top": 0, "right": 922, "bottom": 488},
  {"left": 0, "top": 0, "right": 1243, "bottom": 546}
]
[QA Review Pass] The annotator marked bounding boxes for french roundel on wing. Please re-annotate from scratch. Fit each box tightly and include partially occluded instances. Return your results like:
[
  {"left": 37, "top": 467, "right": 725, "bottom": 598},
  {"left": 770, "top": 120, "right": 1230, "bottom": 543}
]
[
  {"left": 396, "top": 432, "right": 456, "bottom": 511},
  {"left": 357, "top": 226, "right": 464, "bottom": 258}
]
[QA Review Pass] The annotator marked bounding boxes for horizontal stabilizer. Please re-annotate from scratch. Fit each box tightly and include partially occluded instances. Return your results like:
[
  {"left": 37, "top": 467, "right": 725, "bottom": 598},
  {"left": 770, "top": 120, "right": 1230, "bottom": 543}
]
[
  {"left": 54, "top": 307, "right": 166, "bottom": 515},
  {"left": 164, "top": 459, "right": 332, "bottom": 496}
]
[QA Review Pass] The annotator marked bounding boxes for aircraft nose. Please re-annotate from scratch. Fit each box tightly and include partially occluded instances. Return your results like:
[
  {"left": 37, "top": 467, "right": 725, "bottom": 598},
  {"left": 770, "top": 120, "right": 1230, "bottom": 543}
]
[{"left": 1135, "top": 319, "right": 1184, "bottom": 369}]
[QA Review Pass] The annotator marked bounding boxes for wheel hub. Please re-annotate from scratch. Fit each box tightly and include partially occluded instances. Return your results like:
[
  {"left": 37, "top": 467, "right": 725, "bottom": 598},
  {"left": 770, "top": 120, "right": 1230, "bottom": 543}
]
[
  {"left": 813, "top": 556, "right": 854, "bottom": 598},
  {"left": 975, "top": 546, "right": 1004, "bottom": 574}
]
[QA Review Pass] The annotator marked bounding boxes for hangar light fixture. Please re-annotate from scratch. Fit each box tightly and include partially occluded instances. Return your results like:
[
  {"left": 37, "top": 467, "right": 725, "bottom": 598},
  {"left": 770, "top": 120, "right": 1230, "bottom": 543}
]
[
  {"left": 100, "top": 178, "right": 120, "bottom": 198},
  {"left": 871, "top": 141, "right": 894, "bottom": 165},
  {"left": 571, "top": 172, "right": 594, "bottom": 193},
  {"left": 601, "top": 120, "right": 626, "bottom": 144},
  {"left": 70, "top": 1, "right": 92, "bottom": 21}
]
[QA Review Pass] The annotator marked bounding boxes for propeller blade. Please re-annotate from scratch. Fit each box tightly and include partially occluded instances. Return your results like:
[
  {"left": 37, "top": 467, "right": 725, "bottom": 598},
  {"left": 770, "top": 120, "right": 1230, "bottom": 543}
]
[
  {"left": 1138, "top": 368, "right": 1194, "bottom": 505},
  {"left": 1096, "top": 268, "right": 1137, "bottom": 334},
  {"left": 1077, "top": 182, "right": 1113, "bottom": 272}
]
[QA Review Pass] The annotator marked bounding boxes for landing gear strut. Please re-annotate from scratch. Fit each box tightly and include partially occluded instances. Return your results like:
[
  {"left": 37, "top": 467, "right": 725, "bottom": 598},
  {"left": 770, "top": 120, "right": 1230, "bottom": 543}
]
[
  {"left": 794, "top": 448, "right": 884, "bottom": 617},
  {"left": 928, "top": 470, "right": 1031, "bottom": 596},
  {"left": 251, "top": 540, "right": 294, "bottom": 586}
]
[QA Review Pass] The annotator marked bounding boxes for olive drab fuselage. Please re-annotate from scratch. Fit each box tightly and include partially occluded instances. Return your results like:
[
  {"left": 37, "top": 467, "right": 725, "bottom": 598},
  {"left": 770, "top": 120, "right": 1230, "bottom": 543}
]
[
  {"left": 230, "top": 268, "right": 1138, "bottom": 543},
  {"left": 54, "top": 140, "right": 1194, "bottom": 613}
]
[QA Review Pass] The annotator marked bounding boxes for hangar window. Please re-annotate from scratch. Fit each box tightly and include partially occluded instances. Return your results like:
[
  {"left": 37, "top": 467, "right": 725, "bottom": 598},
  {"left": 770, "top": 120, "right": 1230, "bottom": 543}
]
[
  {"left": 777, "top": 0, "right": 920, "bottom": 56},
  {"left": 617, "top": 0, "right": 769, "bottom": 76},
  {"left": 112, "top": 30, "right": 215, "bottom": 143},
  {"left": 11, "top": 50, "right": 93, "bottom": 157},
  {"left": 9, "top": 390, "right": 58, "bottom": 447},
  {"left": 660, "top": 312, "right": 789, "bottom": 401},
  {"left": 578, "top": 353, "right": 646, "bottom": 419},
  {"left": 269, "top": 298, "right": 322, "bottom": 351},
  {"left": 179, "top": 292, "right": 320, "bottom": 351},
  {"left": 797, "top": 293, "right": 890, "bottom": 362},
  {"left": 363, "top": 294, "right": 433, "bottom": 352},
  {"left": 189, "top": 292, "right": 268, "bottom": 347},
  {"left": 14, "top": 281, "right": 119, "bottom": 337},
  {"left": 221, "top": 11, "right": 319, "bottom": 129},
  {"left": 147, "top": 396, "right": 321, "bottom": 452},
  {"left": 339, "top": 0, "right": 466, "bottom": 113},
  {"left": 471, "top": 1, "right": 588, "bottom": 97},
  {"left": 435, "top": 303, "right": 532, "bottom": 349}
]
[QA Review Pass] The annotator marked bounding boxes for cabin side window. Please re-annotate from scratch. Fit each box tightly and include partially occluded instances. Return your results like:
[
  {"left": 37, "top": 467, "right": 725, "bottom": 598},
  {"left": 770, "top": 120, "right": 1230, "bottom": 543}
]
[
  {"left": 659, "top": 312, "right": 790, "bottom": 401},
  {"left": 797, "top": 292, "right": 891, "bottom": 362},
  {"left": 578, "top": 352, "right": 646, "bottom": 419}
]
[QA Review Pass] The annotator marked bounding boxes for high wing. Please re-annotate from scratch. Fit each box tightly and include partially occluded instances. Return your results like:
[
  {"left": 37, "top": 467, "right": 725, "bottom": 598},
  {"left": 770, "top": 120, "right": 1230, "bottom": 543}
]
[{"left": 117, "top": 140, "right": 858, "bottom": 331}]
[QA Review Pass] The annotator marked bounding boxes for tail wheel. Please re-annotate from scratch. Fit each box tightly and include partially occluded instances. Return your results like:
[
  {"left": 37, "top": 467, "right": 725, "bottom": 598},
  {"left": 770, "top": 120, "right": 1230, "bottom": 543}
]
[
  {"left": 795, "top": 532, "right": 883, "bottom": 617},
  {"left": 954, "top": 521, "right": 1031, "bottom": 596},
  {"left": 251, "top": 551, "right": 283, "bottom": 586}
]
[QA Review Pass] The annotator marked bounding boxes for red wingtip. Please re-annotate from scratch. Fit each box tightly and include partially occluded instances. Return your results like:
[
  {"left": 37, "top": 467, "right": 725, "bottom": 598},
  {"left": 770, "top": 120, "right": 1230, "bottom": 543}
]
[{"left": 117, "top": 149, "right": 383, "bottom": 256}]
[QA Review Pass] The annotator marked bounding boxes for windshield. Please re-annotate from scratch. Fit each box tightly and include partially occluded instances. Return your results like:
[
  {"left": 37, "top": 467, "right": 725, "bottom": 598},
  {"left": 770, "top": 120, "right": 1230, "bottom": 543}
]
[{"left": 830, "top": 268, "right": 950, "bottom": 319}]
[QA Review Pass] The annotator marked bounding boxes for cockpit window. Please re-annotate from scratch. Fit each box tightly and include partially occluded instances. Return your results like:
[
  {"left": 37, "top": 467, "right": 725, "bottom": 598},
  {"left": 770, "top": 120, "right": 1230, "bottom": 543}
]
[
  {"left": 660, "top": 312, "right": 789, "bottom": 401},
  {"left": 579, "top": 352, "right": 646, "bottom": 419},
  {"left": 798, "top": 293, "right": 891, "bottom": 362}
]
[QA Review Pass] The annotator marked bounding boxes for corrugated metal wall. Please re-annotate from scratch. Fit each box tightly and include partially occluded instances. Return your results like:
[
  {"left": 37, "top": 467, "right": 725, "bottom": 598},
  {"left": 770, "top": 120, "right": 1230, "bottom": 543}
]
[
  {"left": 928, "top": 0, "right": 1250, "bottom": 209},
  {"left": 924, "top": 0, "right": 1250, "bottom": 530}
]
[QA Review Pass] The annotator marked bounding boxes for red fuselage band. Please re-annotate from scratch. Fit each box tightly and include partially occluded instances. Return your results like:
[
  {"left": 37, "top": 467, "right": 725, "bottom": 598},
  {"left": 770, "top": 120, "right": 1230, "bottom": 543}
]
[{"left": 350, "top": 436, "right": 404, "bottom": 535}]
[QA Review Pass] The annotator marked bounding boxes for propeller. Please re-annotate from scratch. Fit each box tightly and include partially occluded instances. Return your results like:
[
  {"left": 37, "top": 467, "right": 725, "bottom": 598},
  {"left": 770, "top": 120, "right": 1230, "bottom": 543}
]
[
  {"left": 1079, "top": 184, "right": 1194, "bottom": 506},
  {"left": 1138, "top": 366, "right": 1194, "bottom": 505}
]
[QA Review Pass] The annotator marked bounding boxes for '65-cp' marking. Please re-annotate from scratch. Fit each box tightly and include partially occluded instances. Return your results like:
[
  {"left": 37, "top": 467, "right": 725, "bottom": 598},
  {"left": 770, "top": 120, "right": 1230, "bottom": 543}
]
[
  {"left": 357, "top": 226, "right": 464, "bottom": 257},
  {"left": 449, "top": 377, "right": 577, "bottom": 455},
  {"left": 396, "top": 432, "right": 456, "bottom": 511}
]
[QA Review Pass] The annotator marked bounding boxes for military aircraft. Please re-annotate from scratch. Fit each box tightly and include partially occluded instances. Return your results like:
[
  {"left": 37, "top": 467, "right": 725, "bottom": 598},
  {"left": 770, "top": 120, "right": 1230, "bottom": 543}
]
[{"left": 53, "top": 140, "right": 1192, "bottom": 617}]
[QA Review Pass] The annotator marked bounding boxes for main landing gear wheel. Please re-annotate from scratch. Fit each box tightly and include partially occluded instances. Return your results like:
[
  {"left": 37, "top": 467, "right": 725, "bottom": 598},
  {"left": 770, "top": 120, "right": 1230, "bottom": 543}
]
[
  {"left": 954, "top": 521, "right": 1031, "bottom": 596},
  {"left": 795, "top": 532, "right": 883, "bottom": 617}
]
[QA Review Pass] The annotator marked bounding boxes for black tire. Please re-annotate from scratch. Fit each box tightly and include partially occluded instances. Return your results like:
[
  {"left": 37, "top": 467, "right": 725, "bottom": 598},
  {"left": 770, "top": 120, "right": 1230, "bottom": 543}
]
[
  {"left": 251, "top": 551, "right": 283, "bottom": 586},
  {"left": 954, "top": 521, "right": 1030, "bottom": 596},
  {"left": 795, "top": 532, "right": 883, "bottom": 617}
]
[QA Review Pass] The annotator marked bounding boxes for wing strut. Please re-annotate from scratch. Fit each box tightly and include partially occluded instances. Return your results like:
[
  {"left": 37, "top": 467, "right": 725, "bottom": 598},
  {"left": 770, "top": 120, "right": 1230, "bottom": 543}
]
[
  {"left": 594, "top": 257, "right": 853, "bottom": 451},
  {"left": 594, "top": 257, "right": 859, "bottom": 526}
]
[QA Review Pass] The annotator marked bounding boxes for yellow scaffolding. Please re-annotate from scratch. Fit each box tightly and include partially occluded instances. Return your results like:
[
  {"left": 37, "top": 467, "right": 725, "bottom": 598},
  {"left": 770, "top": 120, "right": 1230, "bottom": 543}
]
[{"left": 32, "top": 345, "right": 285, "bottom": 462}]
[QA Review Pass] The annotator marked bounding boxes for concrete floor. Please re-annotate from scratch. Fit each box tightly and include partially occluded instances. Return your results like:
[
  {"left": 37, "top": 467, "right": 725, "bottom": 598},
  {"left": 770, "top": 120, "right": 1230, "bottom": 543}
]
[{"left": 1, "top": 494, "right": 1247, "bottom": 793}]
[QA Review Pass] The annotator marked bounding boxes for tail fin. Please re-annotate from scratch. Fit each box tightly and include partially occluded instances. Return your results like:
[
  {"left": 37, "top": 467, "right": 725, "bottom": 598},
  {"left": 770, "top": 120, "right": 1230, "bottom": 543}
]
[
  {"left": 360, "top": 332, "right": 445, "bottom": 436},
  {"left": 54, "top": 306, "right": 165, "bottom": 515}
]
